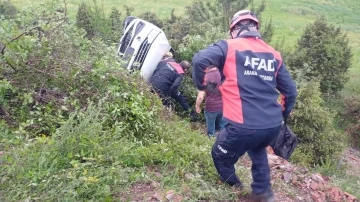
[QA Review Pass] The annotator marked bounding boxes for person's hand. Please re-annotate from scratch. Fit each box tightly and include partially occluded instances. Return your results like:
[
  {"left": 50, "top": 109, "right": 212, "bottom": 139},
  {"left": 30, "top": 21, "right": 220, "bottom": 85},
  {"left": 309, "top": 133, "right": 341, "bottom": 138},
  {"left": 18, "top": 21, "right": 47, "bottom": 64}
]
[
  {"left": 195, "top": 106, "right": 201, "bottom": 114},
  {"left": 282, "top": 111, "right": 293, "bottom": 125}
]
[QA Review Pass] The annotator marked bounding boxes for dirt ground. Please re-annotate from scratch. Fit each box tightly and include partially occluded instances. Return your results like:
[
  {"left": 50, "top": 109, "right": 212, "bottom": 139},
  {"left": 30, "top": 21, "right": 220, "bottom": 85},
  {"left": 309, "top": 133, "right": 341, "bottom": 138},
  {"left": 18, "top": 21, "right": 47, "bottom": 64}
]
[
  {"left": 117, "top": 147, "right": 360, "bottom": 202},
  {"left": 341, "top": 147, "right": 360, "bottom": 177}
]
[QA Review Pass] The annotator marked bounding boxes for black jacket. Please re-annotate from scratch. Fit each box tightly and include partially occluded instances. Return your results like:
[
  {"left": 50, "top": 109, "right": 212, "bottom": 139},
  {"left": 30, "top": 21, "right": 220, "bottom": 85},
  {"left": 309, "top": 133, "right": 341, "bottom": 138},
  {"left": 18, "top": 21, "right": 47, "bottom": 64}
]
[{"left": 149, "top": 58, "right": 184, "bottom": 96}]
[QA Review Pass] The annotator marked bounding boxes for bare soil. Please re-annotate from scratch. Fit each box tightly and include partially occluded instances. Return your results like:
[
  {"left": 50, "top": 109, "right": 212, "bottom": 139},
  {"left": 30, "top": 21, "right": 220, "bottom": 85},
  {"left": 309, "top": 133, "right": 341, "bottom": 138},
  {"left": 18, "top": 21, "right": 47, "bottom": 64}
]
[{"left": 116, "top": 147, "right": 360, "bottom": 202}]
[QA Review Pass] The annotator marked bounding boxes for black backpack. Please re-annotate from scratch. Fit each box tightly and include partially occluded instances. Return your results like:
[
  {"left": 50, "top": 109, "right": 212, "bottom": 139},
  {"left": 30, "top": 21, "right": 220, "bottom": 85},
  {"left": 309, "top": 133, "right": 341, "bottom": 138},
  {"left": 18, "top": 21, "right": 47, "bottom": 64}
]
[{"left": 270, "top": 122, "right": 298, "bottom": 160}]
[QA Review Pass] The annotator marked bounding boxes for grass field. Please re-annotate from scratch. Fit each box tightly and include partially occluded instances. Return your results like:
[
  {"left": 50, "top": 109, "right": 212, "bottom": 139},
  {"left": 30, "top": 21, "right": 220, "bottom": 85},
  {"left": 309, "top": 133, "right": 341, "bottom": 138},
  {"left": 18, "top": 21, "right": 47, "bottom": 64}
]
[
  {"left": 10, "top": 0, "right": 194, "bottom": 19},
  {"left": 10, "top": 0, "right": 360, "bottom": 95}
]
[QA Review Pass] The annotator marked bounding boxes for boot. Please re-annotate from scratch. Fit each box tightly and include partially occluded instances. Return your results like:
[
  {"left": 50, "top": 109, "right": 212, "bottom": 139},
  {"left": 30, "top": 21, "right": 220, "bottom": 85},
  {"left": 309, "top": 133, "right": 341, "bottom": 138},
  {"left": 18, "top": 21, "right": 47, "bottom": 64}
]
[
  {"left": 251, "top": 189, "right": 276, "bottom": 202},
  {"left": 189, "top": 109, "right": 197, "bottom": 122}
]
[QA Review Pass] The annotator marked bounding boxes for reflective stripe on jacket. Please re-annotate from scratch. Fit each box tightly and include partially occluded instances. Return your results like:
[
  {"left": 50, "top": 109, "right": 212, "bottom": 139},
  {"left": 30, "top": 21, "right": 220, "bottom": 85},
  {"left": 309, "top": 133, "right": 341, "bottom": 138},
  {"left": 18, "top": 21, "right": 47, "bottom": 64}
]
[{"left": 150, "top": 59, "right": 184, "bottom": 95}]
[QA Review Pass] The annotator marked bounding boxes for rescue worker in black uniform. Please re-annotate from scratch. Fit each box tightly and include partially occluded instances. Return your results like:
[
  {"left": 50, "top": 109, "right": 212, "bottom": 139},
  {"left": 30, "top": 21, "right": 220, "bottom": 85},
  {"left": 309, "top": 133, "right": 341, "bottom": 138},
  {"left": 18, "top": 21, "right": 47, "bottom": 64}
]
[
  {"left": 149, "top": 52, "right": 196, "bottom": 120},
  {"left": 192, "top": 10, "right": 297, "bottom": 202}
]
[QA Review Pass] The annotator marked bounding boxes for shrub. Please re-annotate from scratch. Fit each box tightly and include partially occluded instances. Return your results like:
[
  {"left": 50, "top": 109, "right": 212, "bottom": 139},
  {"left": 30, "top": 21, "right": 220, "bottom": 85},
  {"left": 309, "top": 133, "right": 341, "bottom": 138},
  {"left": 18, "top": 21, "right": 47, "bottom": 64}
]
[
  {"left": 289, "top": 80, "right": 347, "bottom": 166},
  {"left": 138, "top": 11, "right": 164, "bottom": 28},
  {"left": 0, "top": 103, "right": 146, "bottom": 201},
  {"left": 0, "top": 1, "right": 162, "bottom": 138},
  {"left": 108, "top": 7, "right": 122, "bottom": 43},
  {"left": 89, "top": 0, "right": 113, "bottom": 43},
  {"left": 163, "top": 13, "right": 207, "bottom": 51},
  {"left": 0, "top": 100, "right": 217, "bottom": 201},
  {"left": 76, "top": 1, "right": 119, "bottom": 43},
  {"left": 177, "top": 28, "right": 228, "bottom": 62},
  {"left": 287, "top": 16, "right": 352, "bottom": 95},
  {"left": 186, "top": 0, "right": 274, "bottom": 42},
  {"left": 76, "top": 2, "right": 95, "bottom": 39}
]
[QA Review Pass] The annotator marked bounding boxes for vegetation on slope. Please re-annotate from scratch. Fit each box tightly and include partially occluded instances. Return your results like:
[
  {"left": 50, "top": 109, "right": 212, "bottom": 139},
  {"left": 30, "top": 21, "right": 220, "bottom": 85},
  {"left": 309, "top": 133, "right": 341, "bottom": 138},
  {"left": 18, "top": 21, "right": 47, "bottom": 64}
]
[{"left": 1, "top": 0, "right": 359, "bottom": 201}]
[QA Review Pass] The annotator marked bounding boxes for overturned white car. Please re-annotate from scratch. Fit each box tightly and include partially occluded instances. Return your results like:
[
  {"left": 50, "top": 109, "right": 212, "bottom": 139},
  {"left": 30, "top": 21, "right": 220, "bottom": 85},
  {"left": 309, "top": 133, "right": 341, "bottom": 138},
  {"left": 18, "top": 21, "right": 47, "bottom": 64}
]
[{"left": 117, "top": 16, "right": 173, "bottom": 81}]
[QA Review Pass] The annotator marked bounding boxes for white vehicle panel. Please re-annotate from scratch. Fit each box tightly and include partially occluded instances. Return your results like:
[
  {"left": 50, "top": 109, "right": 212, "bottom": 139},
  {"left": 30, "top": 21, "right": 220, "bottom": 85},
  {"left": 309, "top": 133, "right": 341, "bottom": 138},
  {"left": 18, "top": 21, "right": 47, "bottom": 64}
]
[
  {"left": 140, "top": 32, "right": 171, "bottom": 80},
  {"left": 117, "top": 17, "right": 172, "bottom": 81}
]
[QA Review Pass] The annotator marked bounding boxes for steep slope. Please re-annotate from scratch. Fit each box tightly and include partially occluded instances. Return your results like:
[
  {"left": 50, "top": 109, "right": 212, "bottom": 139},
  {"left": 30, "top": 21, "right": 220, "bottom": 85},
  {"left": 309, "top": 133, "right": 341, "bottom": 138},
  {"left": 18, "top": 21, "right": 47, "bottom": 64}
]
[{"left": 116, "top": 150, "right": 359, "bottom": 202}]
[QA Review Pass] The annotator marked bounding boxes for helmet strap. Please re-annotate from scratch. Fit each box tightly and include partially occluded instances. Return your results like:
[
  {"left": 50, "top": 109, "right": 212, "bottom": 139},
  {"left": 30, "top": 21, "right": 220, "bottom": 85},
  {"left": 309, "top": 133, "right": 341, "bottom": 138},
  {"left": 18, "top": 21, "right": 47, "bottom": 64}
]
[
  {"left": 237, "top": 25, "right": 251, "bottom": 37},
  {"left": 231, "top": 21, "right": 257, "bottom": 38}
]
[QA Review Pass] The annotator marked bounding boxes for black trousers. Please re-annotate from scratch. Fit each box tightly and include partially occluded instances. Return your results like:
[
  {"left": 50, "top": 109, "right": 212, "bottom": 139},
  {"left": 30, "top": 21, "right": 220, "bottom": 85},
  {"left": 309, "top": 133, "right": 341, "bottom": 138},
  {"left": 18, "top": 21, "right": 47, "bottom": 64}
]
[
  {"left": 211, "top": 124, "right": 281, "bottom": 194},
  {"left": 152, "top": 88, "right": 191, "bottom": 112}
]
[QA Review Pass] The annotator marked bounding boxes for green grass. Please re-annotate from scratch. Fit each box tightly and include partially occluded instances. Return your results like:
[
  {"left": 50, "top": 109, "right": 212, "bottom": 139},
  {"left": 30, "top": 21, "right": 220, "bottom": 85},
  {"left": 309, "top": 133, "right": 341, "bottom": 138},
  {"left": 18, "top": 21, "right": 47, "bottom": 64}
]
[
  {"left": 315, "top": 156, "right": 360, "bottom": 198},
  {"left": 10, "top": 0, "right": 194, "bottom": 19},
  {"left": 332, "top": 175, "right": 360, "bottom": 198}
]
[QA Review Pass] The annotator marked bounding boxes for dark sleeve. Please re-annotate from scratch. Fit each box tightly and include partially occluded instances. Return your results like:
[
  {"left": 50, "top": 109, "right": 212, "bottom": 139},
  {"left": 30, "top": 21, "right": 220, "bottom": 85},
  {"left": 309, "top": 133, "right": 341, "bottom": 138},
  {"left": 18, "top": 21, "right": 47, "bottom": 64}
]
[
  {"left": 152, "top": 62, "right": 163, "bottom": 75},
  {"left": 192, "top": 40, "right": 228, "bottom": 90},
  {"left": 276, "top": 62, "right": 298, "bottom": 118},
  {"left": 169, "top": 74, "right": 184, "bottom": 93}
]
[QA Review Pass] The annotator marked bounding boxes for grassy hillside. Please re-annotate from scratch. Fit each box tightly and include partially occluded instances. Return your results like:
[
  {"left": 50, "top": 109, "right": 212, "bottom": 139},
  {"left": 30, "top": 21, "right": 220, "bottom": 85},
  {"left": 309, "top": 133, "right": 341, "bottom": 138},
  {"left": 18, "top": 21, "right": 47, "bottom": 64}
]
[
  {"left": 2, "top": 1, "right": 359, "bottom": 201},
  {"left": 11, "top": 0, "right": 360, "bottom": 95}
]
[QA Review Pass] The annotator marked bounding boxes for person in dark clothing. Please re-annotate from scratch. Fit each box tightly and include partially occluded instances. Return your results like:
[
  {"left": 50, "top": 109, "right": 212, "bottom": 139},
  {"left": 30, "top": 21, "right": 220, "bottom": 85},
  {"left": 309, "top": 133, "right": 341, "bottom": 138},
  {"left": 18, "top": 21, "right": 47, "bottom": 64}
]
[
  {"left": 149, "top": 53, "right": 195, "bottom": 119},
  {"left": 192, "top": 10, "right": 297, "bottom": 202},
  {"left": 195, "top": 65, "right": 226, "bottom": 138}
]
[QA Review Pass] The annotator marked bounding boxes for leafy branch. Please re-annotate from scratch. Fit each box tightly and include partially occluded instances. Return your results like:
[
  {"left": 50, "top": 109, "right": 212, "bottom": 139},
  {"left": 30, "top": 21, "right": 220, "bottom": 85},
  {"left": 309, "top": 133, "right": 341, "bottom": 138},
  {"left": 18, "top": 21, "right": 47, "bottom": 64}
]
[{"left": 0, "top": 26, "right": 40, "bottom": 55}]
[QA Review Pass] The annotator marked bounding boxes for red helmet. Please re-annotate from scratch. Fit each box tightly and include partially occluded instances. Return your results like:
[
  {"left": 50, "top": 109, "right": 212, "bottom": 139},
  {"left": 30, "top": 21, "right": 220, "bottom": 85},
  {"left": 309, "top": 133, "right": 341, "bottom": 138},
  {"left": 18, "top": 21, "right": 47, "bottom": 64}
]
[{"left": 229, "top": 10, "right": 259, "bottom": 30}]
